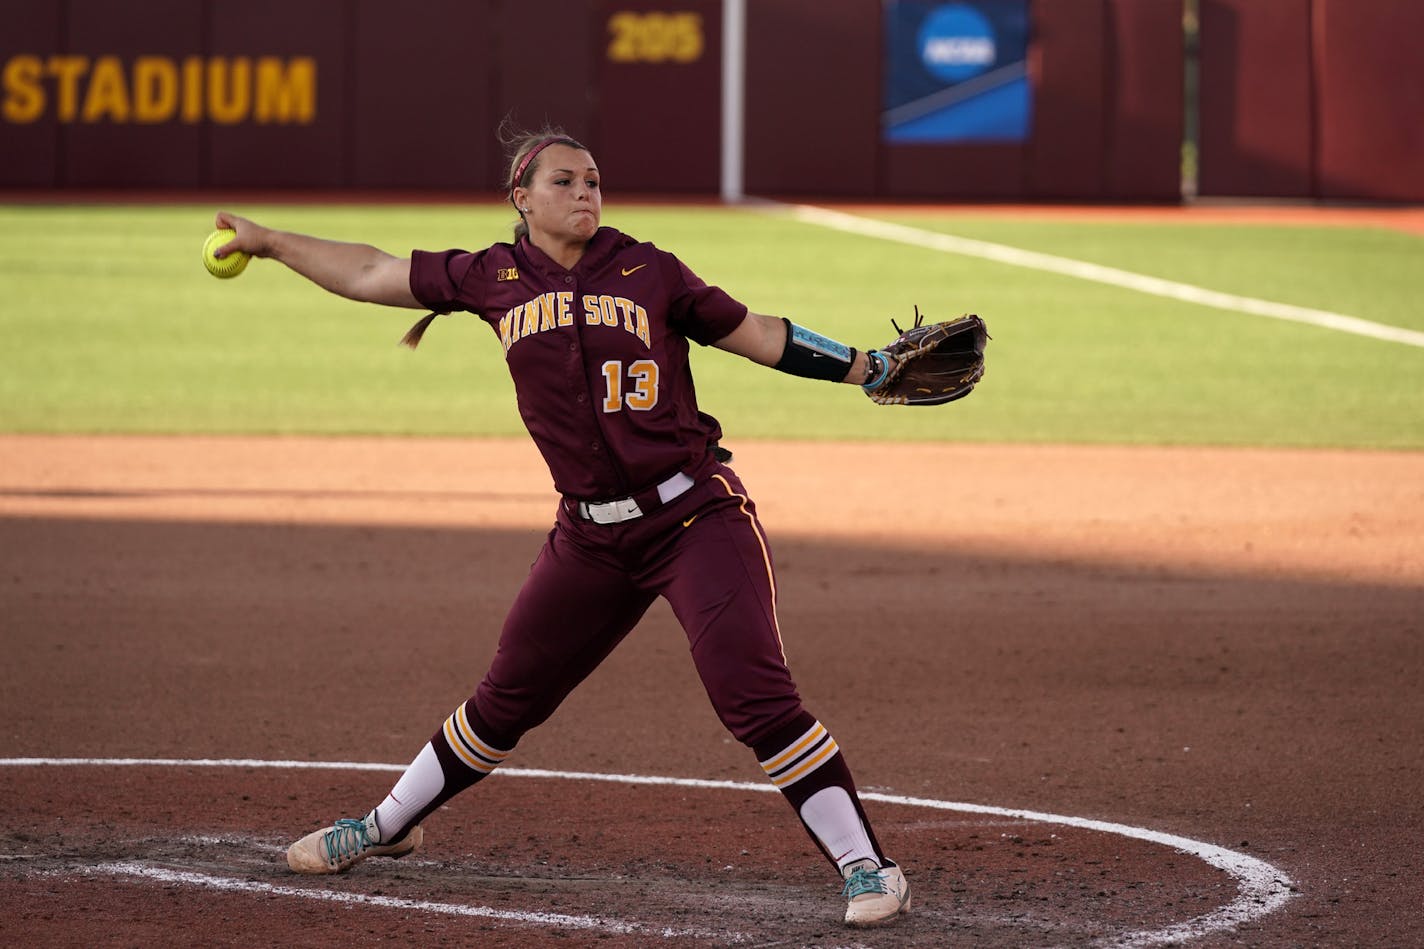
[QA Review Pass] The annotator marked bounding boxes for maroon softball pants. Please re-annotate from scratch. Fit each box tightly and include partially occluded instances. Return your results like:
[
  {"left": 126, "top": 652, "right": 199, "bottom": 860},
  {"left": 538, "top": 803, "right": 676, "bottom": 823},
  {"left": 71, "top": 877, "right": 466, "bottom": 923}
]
[{"left": 471, "top": 465, "right": 805, "bottom": 751}]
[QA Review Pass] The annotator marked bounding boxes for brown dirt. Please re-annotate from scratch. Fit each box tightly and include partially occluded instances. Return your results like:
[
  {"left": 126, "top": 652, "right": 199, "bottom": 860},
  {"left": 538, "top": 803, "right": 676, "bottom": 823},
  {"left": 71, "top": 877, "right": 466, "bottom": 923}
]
[{"left": 1, "top": 435, "right": 1421, "bottom": 948}]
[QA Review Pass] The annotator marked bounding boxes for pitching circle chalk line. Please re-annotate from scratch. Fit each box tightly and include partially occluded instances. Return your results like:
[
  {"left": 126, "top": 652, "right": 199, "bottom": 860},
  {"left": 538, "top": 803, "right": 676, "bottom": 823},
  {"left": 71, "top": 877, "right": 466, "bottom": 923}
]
[{"left": 3, "top": 756, "right": 1297, "bottom": 947}]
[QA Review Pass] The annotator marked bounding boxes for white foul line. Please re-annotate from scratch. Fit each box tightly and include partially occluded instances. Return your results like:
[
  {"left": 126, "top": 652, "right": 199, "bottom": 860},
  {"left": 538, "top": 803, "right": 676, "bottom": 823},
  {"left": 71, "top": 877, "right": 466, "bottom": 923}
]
[
  {"left": 3, "top": 757, "right": 1297, "bottom": 946},
  {"left": 777, "top": 202, "right": 1424, "bottom": 349},
  {"left": 75, "top": 861, "right": 749, "bottom": 943}
]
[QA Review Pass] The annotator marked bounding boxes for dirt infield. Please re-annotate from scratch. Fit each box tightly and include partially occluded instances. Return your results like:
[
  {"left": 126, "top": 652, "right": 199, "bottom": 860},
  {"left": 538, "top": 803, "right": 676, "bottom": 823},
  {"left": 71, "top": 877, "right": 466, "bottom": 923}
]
[{"left": 2, "top": 436, "right": 1421, "bottom": 947}]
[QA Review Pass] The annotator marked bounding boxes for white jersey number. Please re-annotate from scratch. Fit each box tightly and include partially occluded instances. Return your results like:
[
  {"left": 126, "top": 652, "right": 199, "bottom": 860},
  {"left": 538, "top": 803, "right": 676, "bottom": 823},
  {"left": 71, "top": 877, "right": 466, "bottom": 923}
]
[{"left": 601, "top": 359, "right": 660, "bottom": 413}]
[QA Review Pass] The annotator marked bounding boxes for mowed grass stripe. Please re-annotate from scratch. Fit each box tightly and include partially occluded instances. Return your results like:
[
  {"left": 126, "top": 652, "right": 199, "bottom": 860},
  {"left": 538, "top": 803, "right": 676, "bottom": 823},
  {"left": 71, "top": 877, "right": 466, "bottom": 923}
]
[
  {"left": 0, "top": 203, "right": 1419, "bottom": 448},
  {"left": 780, "top": 203, "right": 1424, "bottom": 347}
]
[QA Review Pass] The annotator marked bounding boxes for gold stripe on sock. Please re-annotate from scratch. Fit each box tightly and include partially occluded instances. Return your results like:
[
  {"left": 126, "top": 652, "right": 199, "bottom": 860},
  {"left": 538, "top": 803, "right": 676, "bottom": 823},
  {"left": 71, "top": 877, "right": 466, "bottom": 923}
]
[
  {"left": 768, "top": 738, "right": 840, "bottom": 789},
  {"left": 760, "top": 721, "right": 827, "bottom": 773},
  {"left": 442, "top": 707, "right": 509, "bottom": 774},
  {"left": 442, "top": 716, "right": 485, "bottom": 772},
  {"left": 455, "top": 703, "right": 511, "bottom": 763}
]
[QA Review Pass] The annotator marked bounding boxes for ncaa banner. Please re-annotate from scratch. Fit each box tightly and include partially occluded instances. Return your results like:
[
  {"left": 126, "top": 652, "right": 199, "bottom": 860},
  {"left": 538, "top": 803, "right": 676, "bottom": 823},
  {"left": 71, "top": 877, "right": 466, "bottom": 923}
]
[{"left": 883, "top": 0, "right": 1032, "bottom": 143}]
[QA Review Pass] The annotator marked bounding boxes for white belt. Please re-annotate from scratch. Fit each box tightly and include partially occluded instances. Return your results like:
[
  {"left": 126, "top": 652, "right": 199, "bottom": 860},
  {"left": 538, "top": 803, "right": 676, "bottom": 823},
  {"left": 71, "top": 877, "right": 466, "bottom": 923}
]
[{"left": 576, "top": 471, "right": 695, "bottom": 525}]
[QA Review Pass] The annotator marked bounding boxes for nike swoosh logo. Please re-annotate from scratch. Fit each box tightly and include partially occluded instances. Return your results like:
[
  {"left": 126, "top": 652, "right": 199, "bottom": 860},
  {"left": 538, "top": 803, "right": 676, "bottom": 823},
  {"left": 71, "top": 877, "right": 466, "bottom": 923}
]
[
  {"left": 621, "top": 264, "right": 647, "bottom": 276},
  {"left": 682, "top": 515, "right": 699, "bottom": 528}
]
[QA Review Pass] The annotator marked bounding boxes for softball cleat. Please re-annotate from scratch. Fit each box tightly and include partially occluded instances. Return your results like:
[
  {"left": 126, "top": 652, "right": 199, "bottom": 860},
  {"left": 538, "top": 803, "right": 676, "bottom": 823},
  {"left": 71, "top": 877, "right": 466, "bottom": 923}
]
[
  {"left": 285, "top": 810, "right": 422, "bottom": 874},
  {"left": 841, "top": 859, "right": 911, "bottom": 927}
]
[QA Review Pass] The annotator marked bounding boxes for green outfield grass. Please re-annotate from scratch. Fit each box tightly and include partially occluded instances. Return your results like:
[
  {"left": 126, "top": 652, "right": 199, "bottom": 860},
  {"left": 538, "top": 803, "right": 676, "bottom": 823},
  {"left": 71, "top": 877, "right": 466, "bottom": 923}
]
[{"left": 0, "top": 202, "right": 1419, "bottom": 449}]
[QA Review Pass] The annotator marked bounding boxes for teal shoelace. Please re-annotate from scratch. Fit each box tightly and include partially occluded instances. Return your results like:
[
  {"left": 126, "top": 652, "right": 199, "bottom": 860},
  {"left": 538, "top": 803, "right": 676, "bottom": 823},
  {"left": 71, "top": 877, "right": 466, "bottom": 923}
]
[
  {"left": 841, "top": 866, "right": 887, "bottom": 899},
  {"left": 322, "top": 818, "right": 371, "bottom": 864}
]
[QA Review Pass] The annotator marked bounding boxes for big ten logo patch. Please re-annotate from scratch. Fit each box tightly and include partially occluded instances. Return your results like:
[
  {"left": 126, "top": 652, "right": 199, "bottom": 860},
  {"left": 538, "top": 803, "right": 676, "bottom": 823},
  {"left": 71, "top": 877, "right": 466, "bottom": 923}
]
[
  {"left": 498, "top": 292, "right": 651, "bottom": 353},
  {"left": 1, "top": 55, "right": 316, "bottom": 125}
]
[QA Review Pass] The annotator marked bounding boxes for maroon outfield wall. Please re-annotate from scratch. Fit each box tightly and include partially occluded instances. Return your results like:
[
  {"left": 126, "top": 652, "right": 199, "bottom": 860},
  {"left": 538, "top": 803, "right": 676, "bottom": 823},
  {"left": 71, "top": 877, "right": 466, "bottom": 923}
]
[
  {"left": 1311, "top": 0, "right": 1424, "bottom": 202},
  {"left": 3, "top": 0, "right": 1415, "bottom": 201},
  {"left": 0, "top": 0, "right": 1183, "bottom": 199},
  {"left": 1199, "top": 0, "right": 1424, "bottom": 202}
]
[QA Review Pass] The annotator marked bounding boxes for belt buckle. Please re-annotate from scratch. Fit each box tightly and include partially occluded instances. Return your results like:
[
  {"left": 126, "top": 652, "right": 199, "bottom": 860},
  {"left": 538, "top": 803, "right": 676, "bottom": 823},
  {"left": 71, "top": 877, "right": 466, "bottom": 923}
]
[{"left": 586, "top": 497, "right": 643, "bottom": 524}]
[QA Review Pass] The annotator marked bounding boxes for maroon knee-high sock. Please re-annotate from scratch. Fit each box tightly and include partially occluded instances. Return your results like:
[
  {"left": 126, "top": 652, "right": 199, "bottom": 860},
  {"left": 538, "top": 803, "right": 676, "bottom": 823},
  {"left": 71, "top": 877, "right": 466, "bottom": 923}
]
[{"left": 752, "top": 710, "right": 887, "bottom": 871}]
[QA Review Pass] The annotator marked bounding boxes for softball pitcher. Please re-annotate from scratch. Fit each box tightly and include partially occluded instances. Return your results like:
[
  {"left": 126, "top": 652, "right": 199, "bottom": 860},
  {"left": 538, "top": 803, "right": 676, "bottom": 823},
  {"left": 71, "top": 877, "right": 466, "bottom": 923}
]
[{"left": 214, "top": 126, "right": 911, "bottom": 927}]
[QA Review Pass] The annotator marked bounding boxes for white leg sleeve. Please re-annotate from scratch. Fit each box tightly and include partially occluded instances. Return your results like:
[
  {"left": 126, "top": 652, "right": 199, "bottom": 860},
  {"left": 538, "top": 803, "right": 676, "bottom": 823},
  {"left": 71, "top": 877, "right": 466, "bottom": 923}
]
[
  {"left": 798, "top": 785, "right": 877, "bottom": 874},
  {"left": 373, "top": 742, "right": 444, "bottom": 840}
]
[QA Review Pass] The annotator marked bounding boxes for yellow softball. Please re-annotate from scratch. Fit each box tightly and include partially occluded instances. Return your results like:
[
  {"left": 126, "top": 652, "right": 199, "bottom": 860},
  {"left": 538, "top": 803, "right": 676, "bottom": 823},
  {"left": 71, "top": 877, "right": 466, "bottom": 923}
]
[{"left": 202, "top": 228, "right": 249, "bottom": 279}]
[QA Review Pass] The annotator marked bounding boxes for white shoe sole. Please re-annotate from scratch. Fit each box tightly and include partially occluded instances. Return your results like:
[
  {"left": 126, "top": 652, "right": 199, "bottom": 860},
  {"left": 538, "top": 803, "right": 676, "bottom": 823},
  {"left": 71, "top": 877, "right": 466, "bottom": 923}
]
[
  {"left": 286, "top": 824, "right": 423, "bottom": 874},
  {"left": 846, "top": 889, "right": 911, "bottom": 927}
]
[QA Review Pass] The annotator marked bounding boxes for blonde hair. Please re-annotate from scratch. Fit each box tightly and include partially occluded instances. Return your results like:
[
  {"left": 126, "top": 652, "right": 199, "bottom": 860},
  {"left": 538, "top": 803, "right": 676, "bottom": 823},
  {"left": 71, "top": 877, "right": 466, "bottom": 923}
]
[{"left": 501, "top": 122, "right": 589, "bottom": 242}]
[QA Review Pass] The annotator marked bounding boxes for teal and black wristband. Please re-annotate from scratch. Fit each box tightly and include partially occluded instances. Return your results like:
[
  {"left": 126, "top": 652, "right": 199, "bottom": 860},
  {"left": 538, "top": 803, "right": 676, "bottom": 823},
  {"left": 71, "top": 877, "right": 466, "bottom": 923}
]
[
  {"left": 861, "top": 351, "right": 893, "bottom": 391},
  {"left": 774, "top": 319, "right": 858, "bottom": 382}
]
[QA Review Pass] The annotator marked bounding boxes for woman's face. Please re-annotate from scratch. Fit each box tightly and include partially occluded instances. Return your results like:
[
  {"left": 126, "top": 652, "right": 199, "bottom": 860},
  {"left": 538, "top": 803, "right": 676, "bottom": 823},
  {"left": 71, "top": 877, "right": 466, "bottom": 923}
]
[{"left": 516, "top": 144, "right": 602, "bottom": 244}]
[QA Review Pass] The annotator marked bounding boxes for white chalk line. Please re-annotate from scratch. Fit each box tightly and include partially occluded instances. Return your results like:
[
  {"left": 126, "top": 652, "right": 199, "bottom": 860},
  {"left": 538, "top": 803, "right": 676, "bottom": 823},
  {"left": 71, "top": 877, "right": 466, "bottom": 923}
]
[
  {"left": 775, "top": 202, "right": 1424, "bottom": 349},
  {"left": 65, "top": 862, "right": 749, "bottom": 943},
  {"left": 3, "top": 757, "right": 1297, "bottom": 946}
]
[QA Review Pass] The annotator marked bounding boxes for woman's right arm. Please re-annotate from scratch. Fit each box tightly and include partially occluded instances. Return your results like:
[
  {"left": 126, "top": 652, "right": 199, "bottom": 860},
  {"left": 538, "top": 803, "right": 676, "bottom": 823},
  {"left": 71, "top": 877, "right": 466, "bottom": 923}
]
[{"left": 214, "top": 211, "right": 422, "bottom": 309}]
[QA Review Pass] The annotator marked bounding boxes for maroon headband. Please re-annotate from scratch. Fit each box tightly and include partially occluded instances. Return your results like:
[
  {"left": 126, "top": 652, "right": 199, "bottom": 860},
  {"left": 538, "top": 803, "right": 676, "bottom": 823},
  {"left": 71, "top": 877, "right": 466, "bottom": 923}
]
[{"left": 509, "top": 137, "right": 564, "bottom": 201}]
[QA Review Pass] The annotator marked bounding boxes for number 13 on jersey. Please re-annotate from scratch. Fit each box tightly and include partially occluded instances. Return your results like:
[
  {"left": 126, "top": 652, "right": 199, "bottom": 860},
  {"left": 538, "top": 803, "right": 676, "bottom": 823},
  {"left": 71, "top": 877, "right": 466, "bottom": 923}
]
[{"left": 601, "top": 359, "right": 659, "bottom": 412}]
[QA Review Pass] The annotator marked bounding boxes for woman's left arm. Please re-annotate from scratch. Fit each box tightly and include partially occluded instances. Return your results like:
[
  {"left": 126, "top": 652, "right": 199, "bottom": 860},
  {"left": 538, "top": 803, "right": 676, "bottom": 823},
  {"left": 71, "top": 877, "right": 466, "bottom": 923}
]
[{"left": 714, "top": 311, "right": 873, "bottom": 385}]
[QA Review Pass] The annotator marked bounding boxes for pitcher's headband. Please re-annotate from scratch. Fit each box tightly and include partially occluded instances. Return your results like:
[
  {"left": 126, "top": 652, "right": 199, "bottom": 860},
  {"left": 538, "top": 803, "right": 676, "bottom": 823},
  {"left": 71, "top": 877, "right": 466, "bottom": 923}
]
[{"left": 510, "top": 137, "right": 569, "bottom": 198}]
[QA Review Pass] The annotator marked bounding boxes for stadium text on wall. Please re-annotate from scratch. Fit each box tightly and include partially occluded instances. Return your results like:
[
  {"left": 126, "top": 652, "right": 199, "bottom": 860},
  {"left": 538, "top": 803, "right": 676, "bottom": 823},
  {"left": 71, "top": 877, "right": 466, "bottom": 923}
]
[{"left": 1, "top": 55, "right": 317, "bottom": 125}]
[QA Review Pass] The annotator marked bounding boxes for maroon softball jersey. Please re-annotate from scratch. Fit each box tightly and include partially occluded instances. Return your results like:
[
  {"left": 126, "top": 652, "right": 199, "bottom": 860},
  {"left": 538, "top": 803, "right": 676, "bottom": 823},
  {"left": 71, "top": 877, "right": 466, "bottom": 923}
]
[
  {"left": 406, "top": 226, "right": 809, "bottom": 753},
  {"left": 409, "top": 226, "right": 747, "bottom": 501}
]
